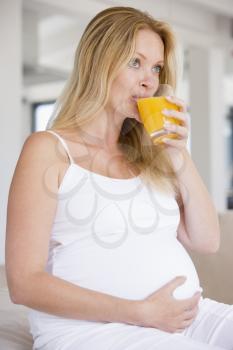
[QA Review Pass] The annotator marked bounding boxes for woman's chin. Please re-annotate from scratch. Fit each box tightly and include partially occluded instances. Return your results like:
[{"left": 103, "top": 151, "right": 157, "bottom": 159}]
[
  {"left": 132, "top": 115, "right": 143, "bottom": 124},
  {"left": 125, "top": 113, "right": 142, "bottom": 124}
]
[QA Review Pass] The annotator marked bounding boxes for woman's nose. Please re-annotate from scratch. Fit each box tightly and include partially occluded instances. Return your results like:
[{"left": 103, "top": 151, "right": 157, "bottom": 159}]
[
  {"left": 139, "top": 70, "right": 157, "bottom": 90},
  {"left": 140, "top": 80, "right": 155, "bottom": 89}
]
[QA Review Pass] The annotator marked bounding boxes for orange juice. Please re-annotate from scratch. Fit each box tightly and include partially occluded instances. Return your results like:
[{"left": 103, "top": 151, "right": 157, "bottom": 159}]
[{"left": 137, "top": 96, "right": 182, "bottom": 144}]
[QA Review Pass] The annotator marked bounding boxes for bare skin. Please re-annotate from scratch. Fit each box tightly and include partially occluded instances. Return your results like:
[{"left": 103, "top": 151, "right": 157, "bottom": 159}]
[
  {"left": 52, "top": 28, "right": 164, "bottom": 181},
  {"left": 50, "top": 128, "right": 141, "bottom": 185},
  {"left": 5, "top": 28, "right": 203, "bottom": 335},
  {"left": 137, "top": 277, "right": 200, "bottom": 333}
]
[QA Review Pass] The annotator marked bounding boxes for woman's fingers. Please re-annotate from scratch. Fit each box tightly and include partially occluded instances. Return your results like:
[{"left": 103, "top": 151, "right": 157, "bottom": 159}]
[
  {"left": 184, "top": 307, "right": 199, "bottom": 321},
  {"left": 161, "top": 137, "right": 188, "bottom": 149},
  {"left": 175, "top": 307, "right": 199, "bottom": 333},
  {"left": 162, "top": 109, "right": 190, "bottom": 129},
  {"left": 165, "top": 95, "right": 188, "bottom": 113},
  {"left": 161, "top": 100, "right": 191, "bottom": 150},
  {"left": 174, "top": 319, "right": 195, "bottom": 333},
  {"left": 164, "top": 122, "right": 188, "bottom": 140},
  {"left": 180, "top": 294, "right": 201, "bottom": 313}
]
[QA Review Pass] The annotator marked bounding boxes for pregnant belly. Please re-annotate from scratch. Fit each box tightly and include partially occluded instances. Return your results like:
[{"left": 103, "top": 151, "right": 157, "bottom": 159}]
[{"left": 53, "top": 234, "right": 202, "bottom": 301}]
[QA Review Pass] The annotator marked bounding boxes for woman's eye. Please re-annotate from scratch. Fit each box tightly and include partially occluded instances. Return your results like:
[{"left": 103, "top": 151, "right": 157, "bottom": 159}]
[
  {"left": 152, "top": 65, "right": 162, "bottom": 74},
  {"left": 128, "top": 59, "right": 163, "bottom": 73},
  {"left": 128, "top": 58, "right": 140, "bottom": 68}
]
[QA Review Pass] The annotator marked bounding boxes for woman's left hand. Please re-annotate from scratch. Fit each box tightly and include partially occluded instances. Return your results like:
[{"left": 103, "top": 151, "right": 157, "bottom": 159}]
[{"left": 162, "top": 95, "right": 190, "bottom": 150}]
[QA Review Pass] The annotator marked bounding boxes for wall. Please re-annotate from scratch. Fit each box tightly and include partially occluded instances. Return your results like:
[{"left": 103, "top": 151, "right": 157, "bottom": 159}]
[
  {"left": 0, "top": 0, "right": 22, "bottom": 265},
  {"left": 1, "top": 0, "right": 233, "bottom": 265}
]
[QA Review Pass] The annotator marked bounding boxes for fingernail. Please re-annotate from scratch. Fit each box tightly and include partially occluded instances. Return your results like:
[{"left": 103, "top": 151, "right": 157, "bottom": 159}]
[{"left": 162, "top": 109, "right": 170, "bottom": 115}]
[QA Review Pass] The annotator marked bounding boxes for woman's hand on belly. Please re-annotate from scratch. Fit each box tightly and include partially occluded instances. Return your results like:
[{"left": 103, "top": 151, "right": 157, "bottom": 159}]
[{"left": 136, "top": 276, "right": 201, "bottom": 333}]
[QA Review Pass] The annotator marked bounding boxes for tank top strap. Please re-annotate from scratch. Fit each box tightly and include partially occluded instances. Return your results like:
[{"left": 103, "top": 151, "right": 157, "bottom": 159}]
[{"left": 46, "top": 130, "right": 74, "bottom": 164}]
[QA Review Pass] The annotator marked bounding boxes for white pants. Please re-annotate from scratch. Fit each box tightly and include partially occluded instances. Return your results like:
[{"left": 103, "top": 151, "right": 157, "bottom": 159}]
[{"left": 30, "top": 298, "right": 233, "bottom": 350}]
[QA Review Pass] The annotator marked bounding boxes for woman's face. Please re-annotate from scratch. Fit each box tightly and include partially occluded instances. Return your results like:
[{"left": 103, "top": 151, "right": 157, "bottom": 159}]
[{"left": 106, "top": 29, "right": 165, "bottom": 124}]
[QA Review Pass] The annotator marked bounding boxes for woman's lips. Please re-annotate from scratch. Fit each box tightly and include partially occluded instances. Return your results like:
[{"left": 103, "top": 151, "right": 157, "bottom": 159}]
[
  {"left": 130, "top": 96, "right": 139, "bottom": 107},
  {"left": 128, "top": 98, "right": 142, "bottom": 123},
  {"left": 132, "top": 95, "right": 152, "bottom": 101},
  {"left": 132, "top": 96, "right": 138, "bottom": 102}
]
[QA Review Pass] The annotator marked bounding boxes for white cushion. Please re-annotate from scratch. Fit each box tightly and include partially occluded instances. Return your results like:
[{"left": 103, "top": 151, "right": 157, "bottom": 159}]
[{"left": 0, "top": 286, "right": 33, "bottom": 350}]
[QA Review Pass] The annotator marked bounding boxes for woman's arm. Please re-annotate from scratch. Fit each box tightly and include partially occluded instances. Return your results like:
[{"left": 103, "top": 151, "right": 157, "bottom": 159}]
[
  {"left": 162, "top": 97, "right": 220, "bottom": 254},
  {"left": 5, "top": 131, "right": 138, "bottom": 325},
  {"left": 174, "top": 148, "right": 220, "bottom": 253},
  {"left": 5, "top": 131, "right": 201, "bottom": 333}
]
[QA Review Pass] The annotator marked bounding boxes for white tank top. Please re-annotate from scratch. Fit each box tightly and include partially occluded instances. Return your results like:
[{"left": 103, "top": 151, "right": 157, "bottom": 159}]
[{"left": 41, "top": 130, "right": 201, "bottom": 301}]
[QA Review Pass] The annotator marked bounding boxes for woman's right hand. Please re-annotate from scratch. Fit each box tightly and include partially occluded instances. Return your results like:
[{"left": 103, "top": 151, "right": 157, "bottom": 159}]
[{"left": 136, "top": 276, "right": 201, "bottom": 333}]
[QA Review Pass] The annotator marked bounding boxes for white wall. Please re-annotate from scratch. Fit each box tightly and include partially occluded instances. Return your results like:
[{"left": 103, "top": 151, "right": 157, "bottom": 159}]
[
  {"left": 0, "top": 0, "right": 23, "bottom": 264},
  {"left": 189, "top": 47, "right": 227, "bottom": 211},
  {"left": 1, "top": 0, "right": 233, "bottom": 265}
]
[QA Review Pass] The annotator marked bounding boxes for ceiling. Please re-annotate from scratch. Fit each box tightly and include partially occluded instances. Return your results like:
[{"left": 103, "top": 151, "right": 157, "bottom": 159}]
[
  {"left": 23, "top": 0, "right": 233, "bottom": 19},
  {"left": 22, "top": 0, "right": 233, "bottom": 86}
]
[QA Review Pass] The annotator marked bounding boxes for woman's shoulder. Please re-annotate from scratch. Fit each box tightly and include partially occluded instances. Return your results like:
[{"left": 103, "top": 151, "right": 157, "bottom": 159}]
[
  {"left": 17, "top": 130, "right": 66, "bottom": 174},
  {"left": 23, "top": 130, "right": 58, "bottom": 148},
  {"left": 9, "top": 131, "right": 63, "bottom": 198},
  {"left": 22, "top": 130, "right": 68, "bottom": 159}
]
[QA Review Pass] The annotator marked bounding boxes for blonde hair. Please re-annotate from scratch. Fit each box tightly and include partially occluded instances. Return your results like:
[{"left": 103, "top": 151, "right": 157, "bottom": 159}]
[{"left": 50, "top": 6, "right": 179, "bottom": 194}]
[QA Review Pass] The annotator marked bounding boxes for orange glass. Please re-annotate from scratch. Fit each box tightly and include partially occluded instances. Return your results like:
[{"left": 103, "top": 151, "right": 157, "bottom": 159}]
[{"left": 137, "top": 96, "right": 182, "bottom": 144}]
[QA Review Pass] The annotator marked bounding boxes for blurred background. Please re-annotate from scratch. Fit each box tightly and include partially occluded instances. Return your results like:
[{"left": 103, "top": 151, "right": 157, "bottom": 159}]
[{"left": 1, "top": 0, "right": 233, "bottom": 265}]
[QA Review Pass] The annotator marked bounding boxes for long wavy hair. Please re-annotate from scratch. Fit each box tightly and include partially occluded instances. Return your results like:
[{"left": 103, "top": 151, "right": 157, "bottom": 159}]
[{"left": 49, "top": 6, "right": 179, "bottom": 195}]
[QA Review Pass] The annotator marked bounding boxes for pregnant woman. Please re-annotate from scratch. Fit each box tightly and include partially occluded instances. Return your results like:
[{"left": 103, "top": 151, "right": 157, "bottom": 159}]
[{"left": 5, "top": 6, "right": 233, "bottom": 350}]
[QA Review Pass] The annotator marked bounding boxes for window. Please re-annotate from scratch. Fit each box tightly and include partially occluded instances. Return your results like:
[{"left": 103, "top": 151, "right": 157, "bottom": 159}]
[
  {"left": 32, "top": 101, "right": 55, "bottom": 132},
  {"left": 227, "top": 106, "right": 233, "bottom": 209}
]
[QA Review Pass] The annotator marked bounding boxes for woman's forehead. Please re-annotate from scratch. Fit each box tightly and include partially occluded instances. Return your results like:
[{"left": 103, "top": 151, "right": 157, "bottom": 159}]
[{"left": 134, "top": 29, "right": 164, "bottom": 61}]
